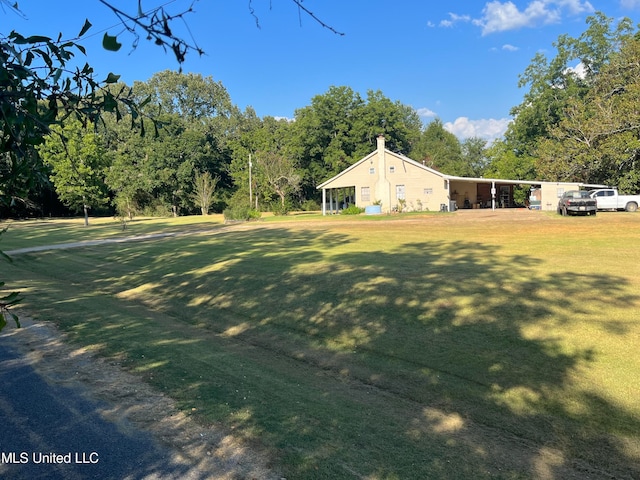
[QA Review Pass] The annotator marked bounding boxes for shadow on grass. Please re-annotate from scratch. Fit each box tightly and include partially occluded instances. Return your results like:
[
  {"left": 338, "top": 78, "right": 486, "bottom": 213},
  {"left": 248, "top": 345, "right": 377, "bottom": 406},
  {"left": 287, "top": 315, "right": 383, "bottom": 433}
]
[
  {"left": 0, "top": 216, "right": 226, "bottom": 251},
  {"left": 9, "top": 225, "right": 640, "bottom": 479}
]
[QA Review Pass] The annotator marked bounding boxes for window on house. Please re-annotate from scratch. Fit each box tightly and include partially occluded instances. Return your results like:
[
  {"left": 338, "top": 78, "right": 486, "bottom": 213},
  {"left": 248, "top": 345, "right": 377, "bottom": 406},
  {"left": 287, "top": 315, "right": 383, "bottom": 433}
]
[
  {"left": 396, "top": 185, "right": 406, "bottom": 200},
  {"left": 361, "top": 187, "right": 371, "bottom": 202},
  {"left": 557, "top": 188, "right": 564, "bottom": 197},
  {"left": 389, "top": 166, "right": 395, "bottom": 173},
  {"left": 424, "top": 188, "right": 433, "bottom": 195},
  {"left": 369, "top": 167, "right": 375, "bottom": 174}
]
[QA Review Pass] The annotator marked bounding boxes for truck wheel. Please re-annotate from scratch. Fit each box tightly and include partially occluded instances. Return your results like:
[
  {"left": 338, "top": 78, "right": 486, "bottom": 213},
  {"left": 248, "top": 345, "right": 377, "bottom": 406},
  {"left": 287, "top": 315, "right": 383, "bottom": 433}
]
[
  {"left": 626, "top": 202, "right": 638, "bottom": 212},
  {"left": 563, "top": 207, "right": 568, "bottom": 216}
]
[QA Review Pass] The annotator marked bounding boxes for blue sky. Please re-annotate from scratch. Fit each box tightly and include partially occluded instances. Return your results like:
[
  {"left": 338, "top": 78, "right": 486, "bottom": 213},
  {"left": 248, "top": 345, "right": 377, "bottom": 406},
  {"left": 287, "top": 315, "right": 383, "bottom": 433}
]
[{"left": 8, "top": 1, "right": 640, "bottom": 141}]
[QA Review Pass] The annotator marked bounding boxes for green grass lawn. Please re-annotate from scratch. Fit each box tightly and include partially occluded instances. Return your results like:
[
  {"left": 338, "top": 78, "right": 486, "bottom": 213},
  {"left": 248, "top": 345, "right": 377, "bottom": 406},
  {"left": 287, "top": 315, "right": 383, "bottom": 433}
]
[
  {"left": 2, "top": 211, "right": 640, "bottom": 479},
  {"left": 0, "top": 215, "right": 228, "bottom": 251}
]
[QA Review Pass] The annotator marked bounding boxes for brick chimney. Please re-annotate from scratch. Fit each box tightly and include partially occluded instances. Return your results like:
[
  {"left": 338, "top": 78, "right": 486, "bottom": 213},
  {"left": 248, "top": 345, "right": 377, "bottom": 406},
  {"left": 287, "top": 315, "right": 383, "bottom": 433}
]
[{"left": 376, "top": 135, "right": 391, "bottom": 212}]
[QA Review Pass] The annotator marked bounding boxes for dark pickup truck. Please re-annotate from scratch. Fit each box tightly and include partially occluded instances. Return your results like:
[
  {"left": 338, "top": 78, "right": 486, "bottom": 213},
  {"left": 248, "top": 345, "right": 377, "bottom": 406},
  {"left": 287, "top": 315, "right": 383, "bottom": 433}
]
[{"left": 557, "top": 190, "right": 597, "bottom": 216}]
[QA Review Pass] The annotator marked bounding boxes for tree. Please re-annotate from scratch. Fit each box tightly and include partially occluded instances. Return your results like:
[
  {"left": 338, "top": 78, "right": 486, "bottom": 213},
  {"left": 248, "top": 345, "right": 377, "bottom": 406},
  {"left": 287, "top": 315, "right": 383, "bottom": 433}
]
[
  {"left": 485, "top": 140, "right": 537, "bottom": 180},
  {"left": 258, "top": 150, "right": 301, "bottom": 213},
  {"left": 484, "top": 140, "right": 537, "bottom": 206},
  {"left": 461, "top": 137, "right": 489, "bottom": 177},
  {"left": 99, "top": 71, "right": 239, "bottom": 217},
  {"left": 291, "top": 86, "right": 423, "bottom": 199},
  {"left": 191, "top": 171, "right": 219, "bottom": 215},
  {"left": 0, "top": 0, "right": 206, "bottom": 220},
  {"left": 102, "top": 113, "right": 153, "bottom": 219},
  {"left": 535, "top": 35, "right": 640, "bottom": 191},
  {"left": 38, "top": 120, "right": 110, "bottom": 225},
  {"left": 510, "top": 12, "right": 634, "bottom": 158},
  {"left": 351, "top": 89, "right": 422, "bottom": 157},
  {"left": 1, "top": 1, "right": 337, "bottom": 217},
  {"left": 133, "top": 70, "right": 234, "bottom": 121},
  {"left": 293, "top": 85, "right": 365, "bottom": 180},
  {"left": 412, "top": 119, "right": 471, "bottom": 176}
]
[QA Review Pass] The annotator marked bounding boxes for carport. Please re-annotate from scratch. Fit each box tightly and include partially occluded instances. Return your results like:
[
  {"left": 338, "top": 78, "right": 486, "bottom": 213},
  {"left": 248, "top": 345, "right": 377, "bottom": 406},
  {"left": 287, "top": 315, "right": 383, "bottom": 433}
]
[{"left": 445, "top": 176, "right": 609, "bottom": 212}]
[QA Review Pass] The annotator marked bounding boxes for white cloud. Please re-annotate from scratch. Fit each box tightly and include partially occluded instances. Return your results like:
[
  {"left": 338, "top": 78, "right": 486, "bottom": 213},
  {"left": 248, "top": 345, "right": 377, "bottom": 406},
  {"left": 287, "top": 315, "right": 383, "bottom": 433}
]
[
  {"left": 440, "top": 12, "right": 472, "bottom": 28},
  {"left": 564, "top": 61, "right": 587, "bottom": 79},
  {"left": 473, "top": 0, "right": 594, "bottom": 35},
  {"left": 444, "top": 117, "right": 512, "bottom": 142},
  {"left": 417, "top": 107, "right": 437, "bottom": 119},
  {"left": 502, "top": 43, "right": 519, "bottom": 51},
  {"left": 620, "top": 0, "right": 640, "bottom": 8}
]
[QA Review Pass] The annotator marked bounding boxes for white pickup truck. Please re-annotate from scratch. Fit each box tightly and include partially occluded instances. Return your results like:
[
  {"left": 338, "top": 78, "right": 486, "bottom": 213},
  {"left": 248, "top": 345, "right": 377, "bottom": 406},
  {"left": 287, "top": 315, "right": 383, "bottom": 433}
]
[{"left": 589, "top": 188, "right": 640, "bottom": 212}]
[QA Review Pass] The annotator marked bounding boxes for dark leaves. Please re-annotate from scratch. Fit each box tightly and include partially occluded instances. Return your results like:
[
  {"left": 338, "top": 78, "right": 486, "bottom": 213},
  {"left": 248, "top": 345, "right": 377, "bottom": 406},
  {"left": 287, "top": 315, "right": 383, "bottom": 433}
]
[{"left": 102, "top": 33, "right": 122, "bottom": 52}]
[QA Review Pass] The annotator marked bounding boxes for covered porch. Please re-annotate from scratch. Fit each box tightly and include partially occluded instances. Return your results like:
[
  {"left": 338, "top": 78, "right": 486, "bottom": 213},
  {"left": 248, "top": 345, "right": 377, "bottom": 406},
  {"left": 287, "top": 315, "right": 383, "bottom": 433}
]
[{"left": 321, "top": 186, "right": 356, "bottom": 215}]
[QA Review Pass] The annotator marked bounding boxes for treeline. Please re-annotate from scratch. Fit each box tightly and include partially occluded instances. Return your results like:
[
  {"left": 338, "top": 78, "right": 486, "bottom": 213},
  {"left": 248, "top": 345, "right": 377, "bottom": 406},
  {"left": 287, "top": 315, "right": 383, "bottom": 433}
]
[
  {"left": 11, "top": 73, "right": 486, "bottom": 220},
  {"left": 3, "top": 12, "right": 640, "bottom": 220}
]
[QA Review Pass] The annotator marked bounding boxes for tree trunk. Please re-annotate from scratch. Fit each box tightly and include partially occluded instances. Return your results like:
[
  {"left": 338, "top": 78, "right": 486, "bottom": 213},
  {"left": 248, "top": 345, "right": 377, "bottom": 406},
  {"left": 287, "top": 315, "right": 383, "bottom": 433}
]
[{"left": 127, "top": 198, "right": 133, "bottom": 220}]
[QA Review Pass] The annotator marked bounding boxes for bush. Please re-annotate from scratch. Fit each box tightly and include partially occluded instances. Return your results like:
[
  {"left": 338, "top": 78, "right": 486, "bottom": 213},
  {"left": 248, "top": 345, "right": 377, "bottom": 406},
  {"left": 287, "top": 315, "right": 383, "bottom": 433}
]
[
  {"left": 142, "top": 203, "right": 172, "bottom": 217},
  {"left": 340, "top": 205, "right": 364, "bottom": 215},
  {"left": 270, "top": 200, "right": 292, "bottom": 216},
  {"left": 223, "top": 206, "right": 261, "bottom": 222},
  {"left": 301, "top": 199, "right": 320, "bottom": 211}
]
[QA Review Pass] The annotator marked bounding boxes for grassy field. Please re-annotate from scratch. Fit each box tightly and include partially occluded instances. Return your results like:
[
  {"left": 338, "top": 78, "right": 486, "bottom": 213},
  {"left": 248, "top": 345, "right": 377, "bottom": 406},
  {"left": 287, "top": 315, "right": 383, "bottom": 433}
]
[{"left": 2, "top": 210, "right": 640, "bottom": 479}]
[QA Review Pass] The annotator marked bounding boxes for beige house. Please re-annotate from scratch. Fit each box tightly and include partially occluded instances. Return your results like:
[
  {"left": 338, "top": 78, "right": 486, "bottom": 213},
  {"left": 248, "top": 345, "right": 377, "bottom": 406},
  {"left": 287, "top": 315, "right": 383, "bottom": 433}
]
[{"left": 318, "top": 136, "right": 607, "bottom": 214}]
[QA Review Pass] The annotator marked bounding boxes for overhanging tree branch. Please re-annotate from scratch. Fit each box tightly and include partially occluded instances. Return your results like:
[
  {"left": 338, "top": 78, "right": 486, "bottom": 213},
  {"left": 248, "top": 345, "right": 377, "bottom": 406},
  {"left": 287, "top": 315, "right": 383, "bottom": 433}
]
[{"left": 249, "top": 0, "right": 344, "bottom": 36}]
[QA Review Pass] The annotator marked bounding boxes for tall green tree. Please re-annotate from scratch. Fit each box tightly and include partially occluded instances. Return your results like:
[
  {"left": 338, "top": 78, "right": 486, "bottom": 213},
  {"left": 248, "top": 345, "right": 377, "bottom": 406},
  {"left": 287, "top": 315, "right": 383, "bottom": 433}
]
[
  {"left": 102, "top": 72, "right": 238, "bottom": 216},
  {"left": 38, "top": 121, "right": 110, "bottom": 225},
  {"left": 461, "top": 137, "right": 489, "bottom": 177},
  {"left": 536, "top": 35, "right": 640, "bottom": 191},
  {"left": 510, "top": 12, "right": 634, "bottom": 158},
  {"left": 102, "top": 111, "right": 153, "bottom": 219},
  {"left": 133, "top": 70, "right": 234, "bottom": 121},
  {"left": 352, "top": 90, "right": 422, "bottom": 157},
  {"left": 293, "top": 86, "right": 364, "bottom": 181},
  {"left": 412, "top": 119, "right": 470, "bottom": 176},
  {"left": 292, "top": 86, "right": 423, "bottom": 198}
]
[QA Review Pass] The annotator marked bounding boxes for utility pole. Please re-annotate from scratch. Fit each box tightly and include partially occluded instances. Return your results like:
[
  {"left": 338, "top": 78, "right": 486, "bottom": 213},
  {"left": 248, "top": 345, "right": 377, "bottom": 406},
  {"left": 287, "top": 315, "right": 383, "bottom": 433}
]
[{"left": 249, "top": 154, "right": 253, "bottom": 207}]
